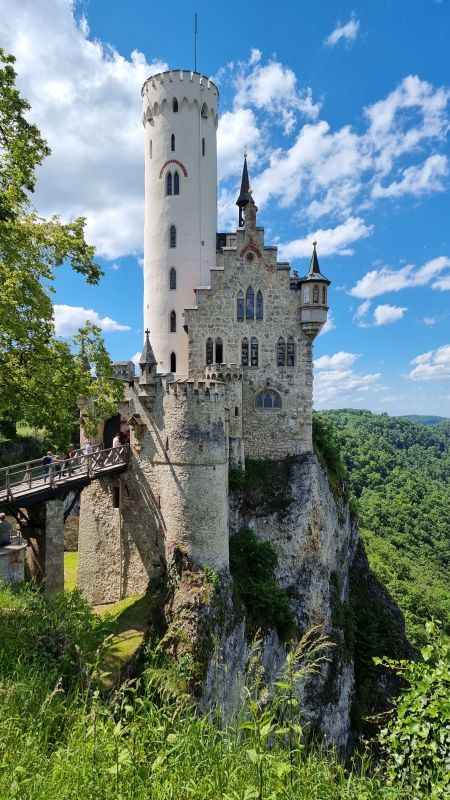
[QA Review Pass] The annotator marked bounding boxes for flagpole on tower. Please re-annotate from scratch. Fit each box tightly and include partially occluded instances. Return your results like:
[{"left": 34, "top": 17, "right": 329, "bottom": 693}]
[{"left": 194, "top": 13, "right": 198, "bottom": 72}]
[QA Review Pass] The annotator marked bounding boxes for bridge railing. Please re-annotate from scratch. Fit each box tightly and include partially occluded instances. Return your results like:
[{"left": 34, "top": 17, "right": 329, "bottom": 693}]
[{"left": 0, "top": 445, "right": 128, "bottom": 502}]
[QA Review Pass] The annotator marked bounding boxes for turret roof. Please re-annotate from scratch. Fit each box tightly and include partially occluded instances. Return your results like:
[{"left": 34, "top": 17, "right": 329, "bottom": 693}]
[
  {"left": 139, "top": 329, "right": 157, "bottom": 368},
  {"left": 299, "top": 242, "right": 330, "bottom": 285},
  {"left": 236, "top": 155, "right": 257, "bottom": 226}
]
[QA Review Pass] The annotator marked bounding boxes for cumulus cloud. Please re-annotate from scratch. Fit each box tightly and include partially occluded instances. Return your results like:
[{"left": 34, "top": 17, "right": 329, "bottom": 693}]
[
  {"left": 353, "top": 299, "right": 372, "bottom": 326},
  {"left": 408, "top": 344, "right": 450, "bottom": 380},
  {"left": 373, "top": 304, "right": 407, "bottom": 326},
  {"left": 217, "top": 108, "right": 261, "bottom": 181},
  {"left": 314, "top": 352, "right": 360, "bottom": 369},
  {"left": 372, "top": 154, "right": 448, "bottom": 199},
  {"left": 318, "top": 311, "right": 335, "bottom": 336},
  {"left": 54, "top": 304, "right": 131, "bottom": 336},
  {"left": 324, "top": 17, "right": 360, "bottom": 48},
  {"left": 279, "top": 217, "right": 372, "bottom": 260},
  {"left": 433, "top": 274, "right": 450, "bottom": 291},
  {"left": 350, "top": 256, "right": 450, "bottom": 299}
]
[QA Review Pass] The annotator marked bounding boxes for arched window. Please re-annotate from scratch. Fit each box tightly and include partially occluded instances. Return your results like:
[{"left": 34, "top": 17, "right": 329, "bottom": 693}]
[
  {"left": 169, "top": 225, "right": 176, "bottom": 248},
  {"left": 303, "top": 286, "right": 310, "bottom": 304},
  {"left": 166, "top": 171, "right": 172, "bottom": 195},
  {"left": 215, "top": 337, "right": 223, "bottom": 364},
  {"left": 322, "top": 286, "right": 326, "bottom": 304},
  {"left": 171, "top": 133, "right": 175, "bottom": 152},
  {"left": 172, "top": 98, "right": 178, "bottom": 112},
  {"left": 201, "top": 102, "right": 208, "bottom": 118},
  {"left": 170, "top": 310, "right": 176, "bottom": 333},
  {"left": 255, "top": 389, "right": 282, "bottom": 411},
  {"left": 170, "top": 352, "right": 176, "bottom": 372},
  {"left": 256, "top": 290, "right": 263, "bottom": 320},
  {"left": 246, "top": 287, "right": 254, "bottom": 320},
  {"left": 202, "top": 137, "right": 205, "bottom": 156},
  {"left": 287, "top": 337, "right": 295, "bottom": 367},
  {"left": 313, "top": 285, "right": 319, "bottom": 303},
  {"left": 237, "top": 291, "right": 244, "bottom": 321},
  {"left": 206, "top": 338, "right": 214, "bottom": 365},
  {"left": 169, "top": 267, "right": 176, "bottom": 290},
  {"left": 174, "top": 171, "right": 180, "bottom": 195},
  {"left": 251, "top": 336, "right": 258, "bottom": 367},
  {"left": 241, "top": 337, "right": 249, "bottom": 367},
  {"left": 277, "top": 337, "right": 286, "bottom": 367}
]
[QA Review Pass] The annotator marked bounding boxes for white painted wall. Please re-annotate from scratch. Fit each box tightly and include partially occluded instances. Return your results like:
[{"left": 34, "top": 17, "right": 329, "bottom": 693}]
[{"left": 141, "top": 70, "right": 219, "bottom": 376}]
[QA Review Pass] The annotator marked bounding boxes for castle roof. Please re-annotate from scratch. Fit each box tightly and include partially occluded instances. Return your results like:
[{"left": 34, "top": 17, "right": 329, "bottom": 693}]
[
  {"left": 299, "top": 242, "right": 330, "bottom": 285},
  {"left": 236, "top": 156, "right": 257, "bottom": 226},
  {"left": 139, "top": 329, "right": 157, "bottom": 368}
]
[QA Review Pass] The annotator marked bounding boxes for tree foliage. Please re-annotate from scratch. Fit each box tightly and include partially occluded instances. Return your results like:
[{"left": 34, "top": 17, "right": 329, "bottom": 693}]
[{"left": 0, "top": 49, "right": 122, "bottom": 446}]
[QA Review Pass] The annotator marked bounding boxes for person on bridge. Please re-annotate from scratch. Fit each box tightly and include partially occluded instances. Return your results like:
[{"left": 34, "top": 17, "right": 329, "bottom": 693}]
[{"left": 42, "top": 451, "right": 53, "bottom": 482}]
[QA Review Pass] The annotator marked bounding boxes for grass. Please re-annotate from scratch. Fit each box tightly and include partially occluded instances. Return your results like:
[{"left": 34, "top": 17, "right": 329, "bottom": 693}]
[{"left": 64, "top": 551, "right": 78, "bottom": 590}]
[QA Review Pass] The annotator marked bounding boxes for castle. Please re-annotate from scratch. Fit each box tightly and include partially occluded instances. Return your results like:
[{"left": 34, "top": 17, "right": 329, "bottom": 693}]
[{"left": 77, "top": 70, "right": 330, "bottom": 604}]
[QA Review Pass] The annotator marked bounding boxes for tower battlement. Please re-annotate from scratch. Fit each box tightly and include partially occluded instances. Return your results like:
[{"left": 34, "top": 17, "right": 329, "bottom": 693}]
[{"left": 165, "top": 379, "right": 226, "bottom": 401}]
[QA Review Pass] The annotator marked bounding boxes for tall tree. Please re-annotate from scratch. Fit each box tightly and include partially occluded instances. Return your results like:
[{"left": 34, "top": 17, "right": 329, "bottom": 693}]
[{"left": 0, "top": 49, "right": 123, "bottom": 446}]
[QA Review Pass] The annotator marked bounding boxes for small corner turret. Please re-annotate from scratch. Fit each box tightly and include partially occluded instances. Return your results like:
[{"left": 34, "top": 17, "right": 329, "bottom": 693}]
[
  {"left": 299, "top": 241, "right": 330, "bottom": 340},
  {"left": 139, "top": 328, "right": 158, "bottom": 387}
]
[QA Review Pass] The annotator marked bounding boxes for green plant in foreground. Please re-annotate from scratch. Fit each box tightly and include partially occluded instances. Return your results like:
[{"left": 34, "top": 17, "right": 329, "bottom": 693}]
[{"left": 376, "top": 621, "right": 450, "bottom": 799}]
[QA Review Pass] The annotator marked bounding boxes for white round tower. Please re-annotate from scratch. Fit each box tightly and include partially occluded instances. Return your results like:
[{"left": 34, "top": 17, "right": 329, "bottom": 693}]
[{"left": 141, "top": 70, "right": 219, "bottom": 376}]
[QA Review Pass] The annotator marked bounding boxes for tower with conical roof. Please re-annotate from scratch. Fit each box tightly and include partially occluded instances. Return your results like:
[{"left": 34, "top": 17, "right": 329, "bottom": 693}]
[{"left": 298, "top": 241, "right": 330, "bottom": 339}]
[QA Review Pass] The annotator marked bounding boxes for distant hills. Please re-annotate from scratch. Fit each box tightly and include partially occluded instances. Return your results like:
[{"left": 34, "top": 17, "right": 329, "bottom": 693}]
[{"left": 398, "top": 415, "right": 449, "bottom": 426}]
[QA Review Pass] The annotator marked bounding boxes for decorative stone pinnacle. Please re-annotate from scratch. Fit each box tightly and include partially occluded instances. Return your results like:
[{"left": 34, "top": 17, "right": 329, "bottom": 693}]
[{"left": 313, "top": 240, "right": 317, "bottom": 247}]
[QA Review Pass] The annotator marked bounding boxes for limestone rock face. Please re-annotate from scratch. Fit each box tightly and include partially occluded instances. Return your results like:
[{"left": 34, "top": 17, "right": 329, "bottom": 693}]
[{"left": 201, "top": 454, "right": 359, "bottom": 753}]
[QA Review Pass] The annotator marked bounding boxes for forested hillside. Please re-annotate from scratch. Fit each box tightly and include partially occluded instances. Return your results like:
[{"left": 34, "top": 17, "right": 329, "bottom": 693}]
[{"left": 317, "top": 410, "right": 450, "bottom": 646}]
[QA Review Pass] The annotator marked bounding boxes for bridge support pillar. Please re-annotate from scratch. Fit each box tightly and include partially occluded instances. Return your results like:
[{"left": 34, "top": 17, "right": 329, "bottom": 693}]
[{"left": 22, "top": 499, "right": 65, "bottom": 592}]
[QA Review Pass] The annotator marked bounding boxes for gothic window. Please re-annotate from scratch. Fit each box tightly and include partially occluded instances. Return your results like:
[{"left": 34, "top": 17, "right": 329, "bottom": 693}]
[
  {"left": 251, "top": 336, "right": 258, "bottom": 367},
  {"left": 201, "top": 102, "right": 208, "bottom": 118},
  {"left": 169, "top": 225, "right": 176, "bottom": 248},
  {"left": 215, "top": 337, "right": 223, "bottom": 364},
  {"left": 287, "top": 337, "right": 295, "bottom": 367},
  {"left": 237, "top": 291, "right": 244, "bottom": 321},
  {"left": 322, "top": 286, "right": 326, "bottom": 304},
  {"left": 170, "top": 352, "right": 176, "bottom": 372},
  {"left": 174, "top": 171, "right": 180, "bottom": 195},
  {"left": 303, "top": 286, "right": 310, "bottom": 304},
  {"left": 206, "top": 338, "right": 214, "bottom": 365},
  {"left": 166, "top": 171, "right": 172, "bottom": 195},
  {"left": 169, "top": 267, "right": 176, "bottom": 290},
  {"left": 313, "top": 285, "right": 319, "bottom": 303},
  {"left": 202, "top": 137, "right": 205, "bottom": 156},
  {"left": 255, "top": 389, "right": 282, "bottom": 411},
  {"left": 170, "top": 310, "right": 176, "bottom": 332},
  {"left": 246, "top": 286, "right": 254, "bottom": 320},
  {"left": 171, "top": 133, "right": 175, "bottom": 152},
  {"left": 172, "top": 98, "right": 178, "bottom": 112},
  {"left": 241, "top": 337, "right": 249, "bottom": 367},
  {"left": 277, "top": 337, "right": 286, "bottom": 367},
  {"left": 256, "top": 290, "right": 263, "bottom": 320}
]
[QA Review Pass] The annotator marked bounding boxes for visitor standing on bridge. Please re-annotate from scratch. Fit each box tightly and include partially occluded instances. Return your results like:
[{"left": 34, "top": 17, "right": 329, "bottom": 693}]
[{"left": 42, "top": 451, "right": 53, "bottom": 482}]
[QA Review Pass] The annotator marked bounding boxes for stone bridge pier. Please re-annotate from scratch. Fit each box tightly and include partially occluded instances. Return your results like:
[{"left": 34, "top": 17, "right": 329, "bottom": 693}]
[{"left": 20, "top": 499, "right": 65, "bottom": 592}]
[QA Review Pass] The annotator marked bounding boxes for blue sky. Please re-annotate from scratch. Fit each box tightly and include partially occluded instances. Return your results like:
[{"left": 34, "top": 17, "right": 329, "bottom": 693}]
[{"left": 1, "top": 0, "right": 450, "bottom": 415}]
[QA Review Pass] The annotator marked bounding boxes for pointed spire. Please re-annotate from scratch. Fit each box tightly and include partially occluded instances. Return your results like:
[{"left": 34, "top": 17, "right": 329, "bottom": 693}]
[
  {"left": 308, "top": 240, "right": 322, "bottom": 276},
  {"left": 139, "top": 328, "right": 157, "bottom": 368},
  {"left": 236, "top": 153, "right": 257, "bottom": 227}
]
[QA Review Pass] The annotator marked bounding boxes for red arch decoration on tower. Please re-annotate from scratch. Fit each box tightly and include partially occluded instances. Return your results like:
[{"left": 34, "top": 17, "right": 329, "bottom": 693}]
[{"left": 159, "top": 159, "right": 188, "bottom": 178}]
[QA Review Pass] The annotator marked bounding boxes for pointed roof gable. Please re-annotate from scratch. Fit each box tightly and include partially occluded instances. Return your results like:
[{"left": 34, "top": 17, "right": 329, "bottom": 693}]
[
  {"left": 139, "top": 329, "right": 157, "bottom": 368},
  {"left": 299, "top": 242, "right": 330, "bottom": 285}
]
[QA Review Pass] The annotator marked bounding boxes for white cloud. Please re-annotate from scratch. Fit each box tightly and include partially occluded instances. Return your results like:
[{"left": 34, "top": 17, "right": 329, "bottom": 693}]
[
  {"left": 432, "top": 274, "right": 450, "bottom": 291},
  {"left": 279, "top": 217, "right": 372, "bottom": 260},
  {"left": 350, "top": 256, "right": 450, "bottom": 299},
  {"left": 408, "top": 344, "right": 450, "bottom": 380},
  {"left": 373, "top": 304, "right": 407, "bottom": 326},
  {"left": 318, "top": 311, "right": 335, "bottom": 336},
  {"left": 372, "top": 154, "right": 448, "bottom": 199},
  {"left": 324, "top": 17, "right": 360, "bottom": 48},
  {"left": 314, "top": 352, "right": 360, "bottom": 369},
  {"left": 217, "top": 108, "right": 261, "bottom": 181},
  {"left": 353, "top": 299, "right": 372, "bottom": 326},
  {"left": 314, "top": 366, "right": 382, "bottom": 405},
  {"left": 54, "top": 304, "right": 131, "bottom": 336},
  {"left": 131, "top": 351, "right": 141, "bottom": 366}
]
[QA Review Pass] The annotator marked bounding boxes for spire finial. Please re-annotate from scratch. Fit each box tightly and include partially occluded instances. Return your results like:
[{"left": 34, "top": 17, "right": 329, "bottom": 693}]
[
  {"left": 313, "top": 240, "right": 317, "bottom": 248},
  {"left": 244, "top": 145, "right": 247, "bottom": 158}
]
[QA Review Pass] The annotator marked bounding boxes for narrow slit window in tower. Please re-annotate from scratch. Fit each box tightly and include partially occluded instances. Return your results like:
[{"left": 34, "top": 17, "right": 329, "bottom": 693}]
[
  {"left": 174, "top": 171, "right": 180, "bottom": 195},
  {"left": 215, "top": 337, "right": 223, "bottom": 364},
  {"left": 206, "top": 338, "right": 214, "bottom": 365},
  {"left": 256, "top": 290, "right": 263, "bottom": 320},
  {"left": 303, "top": 287, "right": 310, "bottom": 304},
  {"left": 170, "top": 352, "right": 176, "bottom": 372},
  {"left": 172, "top": 98, "right": 178, "bottom": 112},
  {"left": 322, "top": 286, "right": 326, "bottom": 304},
  {"left": 150, "top": 140, "right": 152, "bottom": 159},
  {"left": 169, "top": 267, "right": 176, "bottom": 290},
  {"left": 277, "top": 337, "right": 286, "bottom": 366},
  {"left": 246, "top": 287, "right": 254, "bottom": 320},
  {"left": 166, "top": 171, "right": 172, "bottom": 195},
  {"left": 287, "top": 337, "right": 295, "bottom": 367},
  {"left": 171, "top": 133, "right": 175, "bottom": 152},
  {"left": 202, "top": 137, "right": 205, "bottom": 156},
  {"left": 169, "top": 225, "right": 176, "bottom": 248},
  {"left": 250, "top": 336, "right": 258, "bottom": 367},
  {"left": 113, "top": 486, "right": 120, "bottom": 509},
  {"left": 237, "top": 291, "right": 244, "bottom": 320},
  {"left": 313, "top": 285, "right": 319, "bottom": 303},
  {"left": 241, "top": 338, "right": 249, "bottom": 367},
  {"left": 170, "top": 310, "right": 176, "bottom": 333}
]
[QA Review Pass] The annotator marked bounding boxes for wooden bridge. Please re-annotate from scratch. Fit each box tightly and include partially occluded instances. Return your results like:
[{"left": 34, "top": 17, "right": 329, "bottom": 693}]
[{"left": 0, "top": 445, "right": 129, "bottom": 508}]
